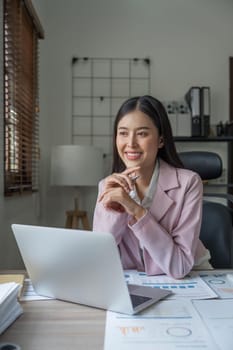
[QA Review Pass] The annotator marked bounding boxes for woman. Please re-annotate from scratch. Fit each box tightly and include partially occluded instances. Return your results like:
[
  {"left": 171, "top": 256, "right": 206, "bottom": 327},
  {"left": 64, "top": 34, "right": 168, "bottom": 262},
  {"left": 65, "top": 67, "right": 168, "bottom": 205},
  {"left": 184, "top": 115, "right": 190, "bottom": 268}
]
[{"left": 93, "top": 95, "right": 211, "bottom": 278}]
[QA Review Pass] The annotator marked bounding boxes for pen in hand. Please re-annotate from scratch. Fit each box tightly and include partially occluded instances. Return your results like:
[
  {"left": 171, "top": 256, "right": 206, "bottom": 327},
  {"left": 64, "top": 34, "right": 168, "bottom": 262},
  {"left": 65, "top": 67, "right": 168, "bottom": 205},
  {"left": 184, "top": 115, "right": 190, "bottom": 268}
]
[
  {"left": 129, "top": 175, "right": 140, "bottom": 198},
  {"left": 130, "top": 175, "right": 140, "bottom": 182}
]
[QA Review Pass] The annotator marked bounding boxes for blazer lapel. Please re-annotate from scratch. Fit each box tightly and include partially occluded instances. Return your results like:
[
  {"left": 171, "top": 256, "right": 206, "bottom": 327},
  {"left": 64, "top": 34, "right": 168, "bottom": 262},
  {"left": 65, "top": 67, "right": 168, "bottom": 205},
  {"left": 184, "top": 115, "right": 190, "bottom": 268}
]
[{"left": 150, "top": 160, "right": 180, "bottom": 222}]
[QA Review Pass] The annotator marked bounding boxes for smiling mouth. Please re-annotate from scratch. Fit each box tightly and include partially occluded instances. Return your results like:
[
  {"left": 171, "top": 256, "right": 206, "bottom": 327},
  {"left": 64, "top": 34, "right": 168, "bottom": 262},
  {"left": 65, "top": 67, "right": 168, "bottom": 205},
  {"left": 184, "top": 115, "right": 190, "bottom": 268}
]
[{"left": 125, "top": 152, "right": 142, "bottom": 160}]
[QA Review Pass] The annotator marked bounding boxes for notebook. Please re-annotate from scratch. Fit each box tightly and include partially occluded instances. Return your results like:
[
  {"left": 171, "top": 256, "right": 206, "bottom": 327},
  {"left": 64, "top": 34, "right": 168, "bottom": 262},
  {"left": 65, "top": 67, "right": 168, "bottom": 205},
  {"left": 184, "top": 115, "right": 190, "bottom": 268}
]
[{"left": 11, "top": 224, "right": 172, "bottom": 315}]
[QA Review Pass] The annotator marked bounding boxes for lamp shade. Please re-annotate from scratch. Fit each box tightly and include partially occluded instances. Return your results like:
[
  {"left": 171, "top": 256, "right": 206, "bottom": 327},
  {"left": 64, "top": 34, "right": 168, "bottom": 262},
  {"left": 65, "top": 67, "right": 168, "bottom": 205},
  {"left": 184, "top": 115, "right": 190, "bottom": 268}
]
[{"left": 50, "top": 145, "right": 103, "bottom": 186}]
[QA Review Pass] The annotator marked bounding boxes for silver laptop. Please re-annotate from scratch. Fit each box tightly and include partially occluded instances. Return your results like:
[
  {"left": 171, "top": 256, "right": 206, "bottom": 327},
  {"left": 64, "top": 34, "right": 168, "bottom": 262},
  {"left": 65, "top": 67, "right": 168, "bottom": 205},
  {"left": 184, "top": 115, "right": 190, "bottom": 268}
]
[{"left": 12, "top": 224, "right": 171, "bottom": 315}]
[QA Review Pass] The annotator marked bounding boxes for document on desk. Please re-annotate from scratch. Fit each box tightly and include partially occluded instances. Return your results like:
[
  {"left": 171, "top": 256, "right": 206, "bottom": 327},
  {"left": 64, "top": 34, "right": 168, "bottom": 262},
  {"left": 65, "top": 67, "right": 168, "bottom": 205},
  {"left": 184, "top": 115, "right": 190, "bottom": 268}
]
[
  {"left": 124, "top": 270, "right": 217, "bottom": 300},
  {"left": 195, "top": 271, "right": 233, "bottom": 299},
  {"left": 193, "top": 299, "right": 233, "bottom": 350},
  {"left": 104, "top": 300, "right": 219, "bottom": 350}
]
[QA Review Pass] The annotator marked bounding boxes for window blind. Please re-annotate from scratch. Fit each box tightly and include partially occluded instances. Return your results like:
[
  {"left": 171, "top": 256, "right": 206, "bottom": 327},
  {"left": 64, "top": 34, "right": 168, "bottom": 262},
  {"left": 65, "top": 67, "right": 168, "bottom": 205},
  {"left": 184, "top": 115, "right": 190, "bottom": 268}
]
[{"left": 3, "top": 0, "right": 44, "bottom": 195}]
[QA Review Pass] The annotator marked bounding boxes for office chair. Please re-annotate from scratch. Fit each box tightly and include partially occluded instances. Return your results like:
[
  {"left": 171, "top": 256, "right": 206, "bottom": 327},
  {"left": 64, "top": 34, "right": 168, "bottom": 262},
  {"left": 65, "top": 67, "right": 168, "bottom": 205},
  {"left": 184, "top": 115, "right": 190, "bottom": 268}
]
[{"left": 179, "top": 151, "right": 233, "bottom": 268}]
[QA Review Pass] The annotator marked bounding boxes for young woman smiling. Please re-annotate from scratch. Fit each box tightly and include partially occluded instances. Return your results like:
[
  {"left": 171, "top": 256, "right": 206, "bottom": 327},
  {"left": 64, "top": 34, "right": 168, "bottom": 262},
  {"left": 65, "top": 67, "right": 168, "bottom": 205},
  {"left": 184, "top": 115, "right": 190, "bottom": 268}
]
[{"left": 93, "top": 95, "right": 212, "bottom": 278}]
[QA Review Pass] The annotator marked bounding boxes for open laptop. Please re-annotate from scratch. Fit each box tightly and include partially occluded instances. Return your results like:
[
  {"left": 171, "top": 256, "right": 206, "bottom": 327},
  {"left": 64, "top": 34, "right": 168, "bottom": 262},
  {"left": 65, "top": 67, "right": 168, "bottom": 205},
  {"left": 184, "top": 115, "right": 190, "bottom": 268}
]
[{"left": 12, "top": 224, "right": 172, "bottom": 315}]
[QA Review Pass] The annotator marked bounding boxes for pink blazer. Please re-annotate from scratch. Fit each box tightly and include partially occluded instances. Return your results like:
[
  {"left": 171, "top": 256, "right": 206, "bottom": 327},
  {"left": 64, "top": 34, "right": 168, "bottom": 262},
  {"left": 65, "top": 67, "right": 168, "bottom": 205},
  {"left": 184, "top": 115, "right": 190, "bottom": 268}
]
[{"left": 93, "top": 159, "right": 209, "bottom": 278}]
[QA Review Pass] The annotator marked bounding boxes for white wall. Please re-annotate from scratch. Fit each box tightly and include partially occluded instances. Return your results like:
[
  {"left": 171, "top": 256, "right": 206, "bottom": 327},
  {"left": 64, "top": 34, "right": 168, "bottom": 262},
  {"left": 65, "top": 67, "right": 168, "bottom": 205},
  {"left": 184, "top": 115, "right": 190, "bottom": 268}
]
[{"left": 1, "top": 0, "right": 233, "bottom": 268}]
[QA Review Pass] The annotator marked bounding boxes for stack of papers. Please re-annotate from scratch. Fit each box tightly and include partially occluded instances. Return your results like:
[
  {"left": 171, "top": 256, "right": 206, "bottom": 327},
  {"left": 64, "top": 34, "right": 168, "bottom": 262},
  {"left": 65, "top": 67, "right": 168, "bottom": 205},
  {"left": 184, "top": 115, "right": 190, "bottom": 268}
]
[
  {"left": 0, "top": 274, "right": 25, "bottom": 287},
  {"left": 0, "top": 282, "right": 23, "bottom": 334}
]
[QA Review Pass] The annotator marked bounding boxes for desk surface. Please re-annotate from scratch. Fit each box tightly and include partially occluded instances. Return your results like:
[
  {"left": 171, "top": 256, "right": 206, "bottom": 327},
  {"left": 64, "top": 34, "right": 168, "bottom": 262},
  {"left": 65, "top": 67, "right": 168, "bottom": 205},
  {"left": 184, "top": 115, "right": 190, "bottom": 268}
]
[
  {"left": 0, "top": 300, "right": 106, "bottom": 350},
  {"left": 1, "top": 269, "right": 233, "bottom": 350}
]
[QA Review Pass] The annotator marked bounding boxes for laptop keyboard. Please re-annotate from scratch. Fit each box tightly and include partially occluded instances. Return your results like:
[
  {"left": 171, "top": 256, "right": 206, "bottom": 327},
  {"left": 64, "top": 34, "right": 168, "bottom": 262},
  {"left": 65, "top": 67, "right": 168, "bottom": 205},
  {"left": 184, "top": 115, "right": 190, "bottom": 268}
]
[{"left": 130, "top": 294, "right": 152, "bottom": 308}]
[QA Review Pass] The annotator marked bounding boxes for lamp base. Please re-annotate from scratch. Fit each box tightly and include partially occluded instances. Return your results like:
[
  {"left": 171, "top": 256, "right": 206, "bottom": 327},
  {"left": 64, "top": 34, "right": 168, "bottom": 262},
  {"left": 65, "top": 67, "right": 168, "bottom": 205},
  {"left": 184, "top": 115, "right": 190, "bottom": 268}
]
[{"left": 65, "top": 210, "right": 90, "bottom": 230}]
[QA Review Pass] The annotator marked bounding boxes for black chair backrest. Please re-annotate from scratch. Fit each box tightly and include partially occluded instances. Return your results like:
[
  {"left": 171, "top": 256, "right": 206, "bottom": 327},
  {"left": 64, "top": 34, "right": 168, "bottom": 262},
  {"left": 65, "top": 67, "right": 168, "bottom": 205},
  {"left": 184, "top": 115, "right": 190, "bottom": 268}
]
[
  {"left": 179, "top": 151, "right": 233, "bottom": 268},
  {"left": 200, "top": 201, "right": 233, "bottom": 268},
  {"left": 179, "top": 151, "right": 222, "bottom": 180}
]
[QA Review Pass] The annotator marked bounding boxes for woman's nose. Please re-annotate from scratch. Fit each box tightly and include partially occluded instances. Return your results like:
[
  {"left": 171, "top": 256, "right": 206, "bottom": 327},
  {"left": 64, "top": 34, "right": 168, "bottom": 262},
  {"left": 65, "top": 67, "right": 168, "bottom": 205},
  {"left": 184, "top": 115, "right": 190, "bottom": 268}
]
[{"left": 127, "top": 134, "right": 137, "bottom": 147}]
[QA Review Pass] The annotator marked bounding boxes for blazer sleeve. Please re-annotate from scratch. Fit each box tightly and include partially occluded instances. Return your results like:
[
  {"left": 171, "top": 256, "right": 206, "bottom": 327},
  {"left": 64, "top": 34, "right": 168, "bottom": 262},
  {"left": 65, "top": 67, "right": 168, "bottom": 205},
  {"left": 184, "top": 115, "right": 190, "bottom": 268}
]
[{"left": 130, "top": 172, "right": 203, "bottom": 279}]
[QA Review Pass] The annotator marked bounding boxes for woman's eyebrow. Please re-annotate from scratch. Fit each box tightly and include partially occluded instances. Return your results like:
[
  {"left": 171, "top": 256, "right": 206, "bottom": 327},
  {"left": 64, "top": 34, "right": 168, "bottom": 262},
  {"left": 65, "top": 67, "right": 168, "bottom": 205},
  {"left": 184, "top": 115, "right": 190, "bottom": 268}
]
[
  {"left": 136, "top": 126, "right": 150, "bottom": 130},
  {"left": 118, "top": 126, "right": 150, "bottom": 130}
]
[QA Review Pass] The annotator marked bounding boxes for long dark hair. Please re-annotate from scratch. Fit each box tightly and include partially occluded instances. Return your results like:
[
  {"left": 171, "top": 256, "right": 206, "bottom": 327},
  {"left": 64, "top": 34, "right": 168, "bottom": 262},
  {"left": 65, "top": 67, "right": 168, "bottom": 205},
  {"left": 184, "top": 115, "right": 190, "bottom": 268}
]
[{"left": 112, "top": 95, "right": 183, "bottom": 172}]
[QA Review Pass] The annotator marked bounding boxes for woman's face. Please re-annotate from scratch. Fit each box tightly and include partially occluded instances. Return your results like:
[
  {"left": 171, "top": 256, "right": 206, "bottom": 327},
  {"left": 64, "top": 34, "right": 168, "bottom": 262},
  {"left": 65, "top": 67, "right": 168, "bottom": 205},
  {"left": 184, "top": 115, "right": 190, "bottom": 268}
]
[{"left": 116, "top": 110, "right": 163, "bottom": 173}]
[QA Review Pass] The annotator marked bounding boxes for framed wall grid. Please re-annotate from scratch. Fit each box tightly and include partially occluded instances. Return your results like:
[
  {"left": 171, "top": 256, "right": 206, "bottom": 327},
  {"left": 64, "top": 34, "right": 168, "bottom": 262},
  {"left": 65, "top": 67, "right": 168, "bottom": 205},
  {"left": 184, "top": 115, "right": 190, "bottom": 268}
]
[{"left": 71, "top": 57, "right": 151, "bottom": 162}]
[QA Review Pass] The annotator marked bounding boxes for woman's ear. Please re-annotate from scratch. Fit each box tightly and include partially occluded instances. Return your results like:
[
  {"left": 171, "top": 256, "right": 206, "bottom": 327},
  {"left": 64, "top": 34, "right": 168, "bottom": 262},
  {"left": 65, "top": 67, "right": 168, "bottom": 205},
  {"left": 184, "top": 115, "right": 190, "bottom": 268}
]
[{"left": 159, "top": 137, "right": 164, "bottom": 148}]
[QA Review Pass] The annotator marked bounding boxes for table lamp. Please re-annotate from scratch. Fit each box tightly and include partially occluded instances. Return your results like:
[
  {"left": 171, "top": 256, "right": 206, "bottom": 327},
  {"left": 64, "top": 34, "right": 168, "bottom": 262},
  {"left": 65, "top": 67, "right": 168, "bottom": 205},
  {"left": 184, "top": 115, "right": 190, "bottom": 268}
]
[{"left": 50, "top": 144, "right": 103, "bottom": 229}]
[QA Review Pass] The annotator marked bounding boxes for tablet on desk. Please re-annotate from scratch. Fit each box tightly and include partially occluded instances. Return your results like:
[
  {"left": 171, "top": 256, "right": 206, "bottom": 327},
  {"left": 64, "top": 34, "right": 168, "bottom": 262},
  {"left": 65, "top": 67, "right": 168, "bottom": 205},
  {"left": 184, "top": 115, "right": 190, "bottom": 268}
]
[{"left": 12, "top": 224, "right": 171, "bottom": 315}]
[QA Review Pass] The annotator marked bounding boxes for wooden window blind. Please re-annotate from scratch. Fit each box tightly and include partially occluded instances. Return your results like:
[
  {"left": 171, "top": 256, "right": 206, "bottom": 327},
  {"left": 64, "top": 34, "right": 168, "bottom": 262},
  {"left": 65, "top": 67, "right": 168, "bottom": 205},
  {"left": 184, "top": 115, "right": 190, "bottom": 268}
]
[{"left": 3, "top": 0, "right": 44, "bottom": 195}]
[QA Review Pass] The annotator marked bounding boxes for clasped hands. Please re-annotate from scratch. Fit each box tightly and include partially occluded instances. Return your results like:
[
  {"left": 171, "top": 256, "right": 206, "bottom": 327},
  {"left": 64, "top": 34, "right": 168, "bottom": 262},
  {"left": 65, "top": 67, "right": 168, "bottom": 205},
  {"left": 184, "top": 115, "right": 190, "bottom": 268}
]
[{"left": 98, "top": 167, "right": 146, "bottom": 220}]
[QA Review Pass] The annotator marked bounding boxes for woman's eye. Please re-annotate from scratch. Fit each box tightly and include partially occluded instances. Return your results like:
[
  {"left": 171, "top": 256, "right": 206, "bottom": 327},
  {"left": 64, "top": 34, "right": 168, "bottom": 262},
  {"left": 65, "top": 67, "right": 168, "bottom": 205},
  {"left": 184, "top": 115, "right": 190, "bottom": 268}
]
[
  {"left": 137, "top": 132, "right": 147, "bottom": 137},
  {"left": 118, "top": 131, "right": 128, "bottom": 136}
]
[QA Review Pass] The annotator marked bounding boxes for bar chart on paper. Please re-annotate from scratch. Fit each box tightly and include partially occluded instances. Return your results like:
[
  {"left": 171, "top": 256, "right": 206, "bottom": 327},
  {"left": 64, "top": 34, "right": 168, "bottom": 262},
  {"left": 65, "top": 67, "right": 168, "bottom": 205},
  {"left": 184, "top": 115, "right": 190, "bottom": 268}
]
[{"left": 124, "top": 270, "right": 217, "bottom": 299}]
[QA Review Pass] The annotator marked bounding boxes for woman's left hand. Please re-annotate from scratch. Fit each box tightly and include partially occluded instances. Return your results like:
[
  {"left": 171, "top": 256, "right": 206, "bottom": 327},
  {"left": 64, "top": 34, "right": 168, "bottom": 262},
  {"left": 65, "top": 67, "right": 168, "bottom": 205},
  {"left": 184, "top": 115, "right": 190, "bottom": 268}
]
[{"left": 99, "top": 186, "right": 146, "bottom": 220}]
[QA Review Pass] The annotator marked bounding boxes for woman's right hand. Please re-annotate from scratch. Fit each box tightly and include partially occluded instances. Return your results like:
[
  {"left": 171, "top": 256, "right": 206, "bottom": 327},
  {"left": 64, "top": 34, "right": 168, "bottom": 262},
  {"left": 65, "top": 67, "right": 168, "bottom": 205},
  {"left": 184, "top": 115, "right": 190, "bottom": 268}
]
[
  {"left": 101, "top": 166, "right": 140, "bottom": 194},
  {"left": 98, "top": 166, "right": 140, "bottom": 213}
]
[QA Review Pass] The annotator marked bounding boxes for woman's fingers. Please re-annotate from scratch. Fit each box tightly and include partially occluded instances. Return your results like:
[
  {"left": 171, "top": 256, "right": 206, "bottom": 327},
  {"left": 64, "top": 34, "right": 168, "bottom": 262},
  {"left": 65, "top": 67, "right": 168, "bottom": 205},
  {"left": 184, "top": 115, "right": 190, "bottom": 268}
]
[
  {"left": 105, "top": 174, "right": 130, "bottom": 192},
  {"left": 99, "top": 186, "right": 143, "bottom": 217},
  {"left": 105, "top": 202, "right": 125, "bottom": 212},
  {"left": 111, "top": 167, "right": 140, "bottom": 189},
  {"left": 102, "top": 166, "right": 140, "bottom": 194},
  {"left": 122, "top": 166, "right": 140, "bottom": 176}
]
